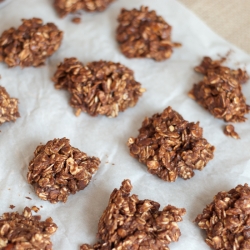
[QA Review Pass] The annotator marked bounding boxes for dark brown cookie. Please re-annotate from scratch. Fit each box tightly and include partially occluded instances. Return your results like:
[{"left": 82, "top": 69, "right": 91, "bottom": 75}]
[
  {"left": 116, "top": 6, "right": 181, "bottom": 61},
  {"left": 0, "top": 18, "right": 63, "bottom": 68},
  {"left": 195, "top": 184, "right": 250, "bottom": 249},
  {"left": 0, "top": 207, "right": 57, "bottom": 249},
  {"left": 81, "top": 179, "right": 186, "bottom": 250},
  {"left": 0, "top": 85, "right": 20, "bottom": 125},
  {"left": 52, "top": 58, "right": 145, "bottom": 117},
  {"left": 128, "top": 106, "right": 215, "bottom": 181},
  {"left": 27, "top": 137, "right": 100, "bottom": 203},
  {"left": 189, "top": 57, "right": 250, "bottom": 122},
  {"left": 54, "top": 0, "right": 115, "bottom": 18}
]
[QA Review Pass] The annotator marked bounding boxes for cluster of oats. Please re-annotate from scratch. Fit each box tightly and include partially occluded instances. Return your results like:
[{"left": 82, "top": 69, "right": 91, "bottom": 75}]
[
  {"left": 53, "top": 58, "right": 145, "bottom": 117},
  {"left": 27, "top": 137, "right": 100, "bottom": 203},
  {"left": 54, "top": 0, "right": 115, "bottom": 18},
  {"left": 116, "top": 6, "right": 181, "bottom": 61},
  {"left": 224, "top": 124, "right": 240, "bottom": 139},
  {"left": 0, "top": 18, "right": 63, "bottom": 68},
  {"left": 189, "top": 56, "right": 250, "bottom": 122},
  {"left": 0, "top": 207, "right": 57, "bottom": 250},
  {"left": 128, "top": 106, "right": 215, "bottom": 182},
  {"left": 195, "top": 184, "right": 250, "bottom": 250},
  {"left": 81, "top": 179, "right": 186, "bottom": 250},
  {"left": 0, "top": 86, "right": 20, "bottom": 125}
]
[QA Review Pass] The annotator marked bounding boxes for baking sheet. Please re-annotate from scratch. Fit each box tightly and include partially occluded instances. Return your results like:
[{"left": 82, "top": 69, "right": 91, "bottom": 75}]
[{"left": 0, "top": 0, "right": 250, "bottom": 249}]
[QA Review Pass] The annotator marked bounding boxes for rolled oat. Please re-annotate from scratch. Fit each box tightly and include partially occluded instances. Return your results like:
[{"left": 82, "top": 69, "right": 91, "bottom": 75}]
[
  {"left": 224, "top": 124, "right": 240, "bottom": 139},
  {"left": 72, "top": 17, "right": 81, "bottom": 24}
]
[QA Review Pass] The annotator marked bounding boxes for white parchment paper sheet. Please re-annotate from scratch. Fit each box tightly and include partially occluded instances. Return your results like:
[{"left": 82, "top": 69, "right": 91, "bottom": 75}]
[{"left": 0, "top": 0, "right": 250, "bottom": 249}]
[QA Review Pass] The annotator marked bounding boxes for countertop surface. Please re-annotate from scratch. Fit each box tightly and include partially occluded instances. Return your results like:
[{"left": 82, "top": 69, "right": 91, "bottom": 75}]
[{"left": 178, "top": 0, "right": 250, "bottom": 54}]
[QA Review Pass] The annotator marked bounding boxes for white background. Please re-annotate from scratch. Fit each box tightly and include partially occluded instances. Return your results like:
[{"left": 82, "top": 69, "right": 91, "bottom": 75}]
[{"left": 0, "top": 0, "right": 250, "bottom": 249}]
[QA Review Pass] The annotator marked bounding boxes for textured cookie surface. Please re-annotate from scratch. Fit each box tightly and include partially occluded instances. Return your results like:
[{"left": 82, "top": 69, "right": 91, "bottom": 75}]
[
  {"left": 54, "top": 0, "right": 115, "bottom": 18},
  {"left": 195, "top": 184, "right": 250, "bottom": 250},
  {"left": 53, "top": 58, "right": 145, "bottom": 117},
  {"left": 27, "top": 137, "right": 100, "bottom": 203},
  {"left": 0, "top": 85, "right": 20, "bottom": 125},
  {"left": 81, "top": 179, "right": 186, "bottom": 250},
  {"left": 128, "top": 106, "right": 215, "bottom": 181},
  {"left": 189, "top": 57, "right": 250, "bottom": 122},
  {"left": 0, "top": 207, "right": 57, "bottom": 249},
  {"left": 116, "top": 6, "right": 181, "bottom": 61},
  {"left": 0, "top": 18, "right": 63, "bottom": 67}
]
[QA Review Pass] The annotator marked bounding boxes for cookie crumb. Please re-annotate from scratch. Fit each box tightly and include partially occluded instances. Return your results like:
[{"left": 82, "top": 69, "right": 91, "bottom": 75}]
[
  {"left": 224, "top": 124, "right": 240, "bottom": 139},
  {"left": 72, "top": 17, "right": 81, "bottom": 24},
  {"left": 31, "top": 206, "right": 40, "bottom": 213}
]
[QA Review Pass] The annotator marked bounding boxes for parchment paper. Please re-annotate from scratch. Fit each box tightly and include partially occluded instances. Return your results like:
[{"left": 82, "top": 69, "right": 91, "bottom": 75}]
[{"left": 0, "top": 0, "right": 250, "bottom": 249}]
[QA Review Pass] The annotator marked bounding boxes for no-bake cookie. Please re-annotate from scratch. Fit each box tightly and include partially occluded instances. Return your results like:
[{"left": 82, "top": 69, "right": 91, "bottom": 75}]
[
  {"left": 0, "top": 18, "right": 63, "bottom": 67},
  {"left": 27, "top": 137, "right": 100, "bottom": 203},
  {"left": 128, "top": 106, "right": 215, "bottom": 181},
  {"left": 0, "top": 207, "right": 57, "bottom": 249},
  {"left": 189, "top": 57, "right": 250, "bottom": 122},
  {"left": 81, "top": 179, "right": 186, "bottom": 250},
  {"left": 0, "top": 85, "right": 20, "bottom": 125},
  {"left": 116, "top": 6, "right": 181, "bottom": 61},
  {"left": 195, "top": 184, "right": 250, "bottom": 250},
  {"left": 54, "top": 0, "right": 115, "bottom": 18},
  {"left": 52, "top": 58, "right": 145, "bottom": 117}
]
